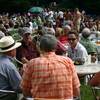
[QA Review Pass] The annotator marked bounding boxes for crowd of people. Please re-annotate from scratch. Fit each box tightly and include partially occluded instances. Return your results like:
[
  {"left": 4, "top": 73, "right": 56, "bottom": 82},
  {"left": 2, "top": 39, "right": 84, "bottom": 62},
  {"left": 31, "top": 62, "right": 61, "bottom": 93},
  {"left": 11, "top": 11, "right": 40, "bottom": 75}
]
[{"left": 0, "top": 7, "right": 100, "bottom": 100}]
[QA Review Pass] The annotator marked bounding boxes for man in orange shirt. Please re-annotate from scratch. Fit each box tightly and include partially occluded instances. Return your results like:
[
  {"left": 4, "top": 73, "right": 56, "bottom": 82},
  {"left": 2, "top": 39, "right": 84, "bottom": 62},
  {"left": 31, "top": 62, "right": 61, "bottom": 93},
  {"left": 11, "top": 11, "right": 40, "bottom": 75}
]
[{"left": 20, "top": 34, "right": 80, "bottom": 99}]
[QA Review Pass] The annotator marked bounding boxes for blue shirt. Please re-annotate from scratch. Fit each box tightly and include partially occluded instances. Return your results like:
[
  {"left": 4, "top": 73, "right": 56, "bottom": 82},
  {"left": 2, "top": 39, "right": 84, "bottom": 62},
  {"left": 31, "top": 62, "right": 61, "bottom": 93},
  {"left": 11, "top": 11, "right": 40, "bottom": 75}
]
[{"left": 0, "top": 54, "right": 22, "bottom": 98}]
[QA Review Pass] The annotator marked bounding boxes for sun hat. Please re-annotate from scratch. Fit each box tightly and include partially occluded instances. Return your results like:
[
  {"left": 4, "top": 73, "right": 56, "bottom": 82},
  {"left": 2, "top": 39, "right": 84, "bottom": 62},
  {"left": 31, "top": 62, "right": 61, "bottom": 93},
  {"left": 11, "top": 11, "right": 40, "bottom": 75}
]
[
  {"left": 22, "top": 27, "right": 32, "bottom": 34},
  {"left": 0, "top": 36, "right": 21, "bottom": 52}
]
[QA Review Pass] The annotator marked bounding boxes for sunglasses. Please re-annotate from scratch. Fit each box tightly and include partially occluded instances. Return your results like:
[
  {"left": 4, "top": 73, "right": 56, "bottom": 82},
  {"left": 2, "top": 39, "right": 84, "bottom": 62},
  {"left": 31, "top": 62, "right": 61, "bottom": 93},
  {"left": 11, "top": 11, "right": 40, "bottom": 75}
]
[{"left": 68, "top": 38, "right": 77, "bottom": 41}]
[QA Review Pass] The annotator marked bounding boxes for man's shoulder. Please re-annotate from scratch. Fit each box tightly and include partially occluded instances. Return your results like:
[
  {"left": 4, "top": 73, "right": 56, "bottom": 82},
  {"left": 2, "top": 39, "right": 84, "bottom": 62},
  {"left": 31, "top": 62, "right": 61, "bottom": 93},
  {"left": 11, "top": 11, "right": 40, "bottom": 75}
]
[{"left": 59, "top": 34, "right": 65, "bottom": 37}]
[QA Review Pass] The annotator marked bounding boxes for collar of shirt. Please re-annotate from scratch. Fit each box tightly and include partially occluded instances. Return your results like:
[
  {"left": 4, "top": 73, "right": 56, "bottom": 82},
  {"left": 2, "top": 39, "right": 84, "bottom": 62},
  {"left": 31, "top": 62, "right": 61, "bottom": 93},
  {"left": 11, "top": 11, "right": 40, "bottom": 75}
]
[
  {"left": 0, "top": 54, "right": 14, "bottom": 62},
  {"left": 43, "top": 52, "right": 57, "bottom": 58},
  {"left": 21, "top": 40, "right": 31, "bottom": 47}
]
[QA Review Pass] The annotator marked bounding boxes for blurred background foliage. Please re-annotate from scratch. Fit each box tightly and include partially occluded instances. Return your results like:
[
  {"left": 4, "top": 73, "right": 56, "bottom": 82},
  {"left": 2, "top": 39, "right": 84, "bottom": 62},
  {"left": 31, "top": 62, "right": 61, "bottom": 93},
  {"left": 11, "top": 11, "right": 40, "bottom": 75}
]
[{"left": 0, "top": 0, "right": 100, "bottom": 15}]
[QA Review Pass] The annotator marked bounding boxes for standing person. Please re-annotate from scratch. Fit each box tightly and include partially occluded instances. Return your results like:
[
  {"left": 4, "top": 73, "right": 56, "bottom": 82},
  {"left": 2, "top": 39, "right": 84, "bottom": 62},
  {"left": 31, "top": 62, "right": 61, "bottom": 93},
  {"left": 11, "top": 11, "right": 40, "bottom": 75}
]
[
  {"left": 73, "top": 8, "right": 84, "bottom": 32},
  {"left": 63, "top": 9, "right": 72, "bottom": 27},
  {"left": 16, "top": 27, "right": 40, "bottom": 68},
  {"left": 68, "top": 30, "right": 88, "bottom": 60},
  {"left": 20, "top": 34, "right": 80, "bottom": 99},
  {"left": 58, "top": 9, "right": 64, "bottom": 26},
  {"left": 0, "top": 36, "right": 22, "bottom": 100}
]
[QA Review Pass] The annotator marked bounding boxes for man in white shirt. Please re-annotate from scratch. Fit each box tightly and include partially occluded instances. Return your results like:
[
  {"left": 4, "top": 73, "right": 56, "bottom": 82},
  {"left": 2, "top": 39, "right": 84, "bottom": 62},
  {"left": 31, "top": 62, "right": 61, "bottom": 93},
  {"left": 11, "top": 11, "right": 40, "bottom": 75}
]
[
  {"left": 58, "top": 10, "right": 64, "bottom": 25},
  {"left": 67, "top": 30, "right": 88, "bottom": 60}
]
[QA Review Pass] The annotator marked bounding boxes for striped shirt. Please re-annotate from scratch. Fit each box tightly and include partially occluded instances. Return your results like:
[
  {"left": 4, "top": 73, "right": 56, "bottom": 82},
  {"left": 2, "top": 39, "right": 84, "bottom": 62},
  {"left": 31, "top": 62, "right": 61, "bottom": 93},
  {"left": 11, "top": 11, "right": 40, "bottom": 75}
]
[{"left": 20, "top": 52, "right": 80, "bottom": 99}]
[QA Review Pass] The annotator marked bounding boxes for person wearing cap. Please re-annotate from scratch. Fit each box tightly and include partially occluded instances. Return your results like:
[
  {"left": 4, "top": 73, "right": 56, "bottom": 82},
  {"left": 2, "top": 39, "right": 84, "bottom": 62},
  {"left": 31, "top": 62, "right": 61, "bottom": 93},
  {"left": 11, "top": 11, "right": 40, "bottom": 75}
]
[
  {"left": 16, "top": 27, "right": 40, "bottom": 68},
  {"left": 20, "top": 34, "right": 80, "bottom": 99},
  {"left": 58, "top": 25, "right": 71, "bottom": 44},
  {"left": 0, "top": 36, "right": 22, "bottom": 99},
  {"left": 68, "top": 30, "right": 88, "bottom": 61},
  {"left": 79, "top": 28, "right": 99, "bottom": 55}
]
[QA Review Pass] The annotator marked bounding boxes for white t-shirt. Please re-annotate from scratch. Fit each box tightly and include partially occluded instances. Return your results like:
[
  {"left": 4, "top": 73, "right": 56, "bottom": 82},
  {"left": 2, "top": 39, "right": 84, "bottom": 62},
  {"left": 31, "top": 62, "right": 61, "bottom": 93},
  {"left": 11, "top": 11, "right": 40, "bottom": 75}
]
[{"left": 58, "top": 11, "right": 64, "bottom": 18}]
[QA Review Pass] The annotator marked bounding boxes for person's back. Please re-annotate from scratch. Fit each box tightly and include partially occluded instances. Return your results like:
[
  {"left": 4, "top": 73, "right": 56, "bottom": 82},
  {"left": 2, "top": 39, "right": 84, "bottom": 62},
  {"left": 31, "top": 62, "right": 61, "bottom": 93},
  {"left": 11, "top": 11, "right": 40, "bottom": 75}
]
[
  {"left": 20, "top": 34, "right": 80, "bottom": 99},
  {"left": 79, "top": 28, "right": 99, "bottom": 54},
  {"left": 80, "top": 38, "right": 98, "bottom": 54},
  {"left": 0, "top": 54, "right": 22, "bottom": 97},
  {"left": 0, "top": 36, "right": 22, "bottom": 99}
]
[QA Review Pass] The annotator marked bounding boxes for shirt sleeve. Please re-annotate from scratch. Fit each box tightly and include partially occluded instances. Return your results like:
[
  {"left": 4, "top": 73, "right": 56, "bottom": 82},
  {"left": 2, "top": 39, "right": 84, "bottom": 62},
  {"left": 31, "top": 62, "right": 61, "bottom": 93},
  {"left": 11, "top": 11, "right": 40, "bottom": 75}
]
[
  {"left": 67, "top": 58, "right": 80, "bottom": 89},
  {"left": 7, "top": 65, "right": 22, "bottom": 93},
  {"left": 16, "top": 46, "right": 25, "bottom": 61},
  {"left": 20, "top": 61, "right": 33, "bottom": 90}
]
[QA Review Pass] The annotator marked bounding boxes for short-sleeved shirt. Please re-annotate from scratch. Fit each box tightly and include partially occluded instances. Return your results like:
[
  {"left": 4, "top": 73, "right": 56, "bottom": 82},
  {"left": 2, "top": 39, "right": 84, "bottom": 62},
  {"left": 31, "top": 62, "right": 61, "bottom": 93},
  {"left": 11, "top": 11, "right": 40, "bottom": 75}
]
[
  {"left": 68, "top": 42, "right": 88, "bottom": 60},
  {"left": 16, "top": 41, "right": 40, "bottom": 67},
  {"left": 20, "top": 52, "right": 80, "bottom": 99},
  {"left": 0, "top": 54, "right": 22, "bottom": 98},
  {"left": 59, "top": 34, "right": 69, "bottom": 44},
  {"left": 79, "top": 38, "right": 99, "bottom": 53}
]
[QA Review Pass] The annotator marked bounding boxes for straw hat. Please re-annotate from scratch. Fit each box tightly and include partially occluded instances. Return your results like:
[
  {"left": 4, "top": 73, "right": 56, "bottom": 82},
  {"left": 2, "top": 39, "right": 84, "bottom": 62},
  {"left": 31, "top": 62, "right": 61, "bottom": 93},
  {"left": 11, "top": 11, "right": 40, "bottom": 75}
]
[{"left": 0, "top": 36, "right": 21, "bottom": 52}]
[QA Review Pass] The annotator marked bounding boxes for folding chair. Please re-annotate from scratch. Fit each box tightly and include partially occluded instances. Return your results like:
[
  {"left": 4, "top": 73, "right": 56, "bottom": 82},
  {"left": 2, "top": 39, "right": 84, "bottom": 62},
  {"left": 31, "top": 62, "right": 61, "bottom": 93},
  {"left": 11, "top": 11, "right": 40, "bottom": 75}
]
[
  {"left": 0, "top": 89, "right": 23, "bottom": 100},
  {"left": 91, "top": 86, "right": 100, "bottom": 100}
]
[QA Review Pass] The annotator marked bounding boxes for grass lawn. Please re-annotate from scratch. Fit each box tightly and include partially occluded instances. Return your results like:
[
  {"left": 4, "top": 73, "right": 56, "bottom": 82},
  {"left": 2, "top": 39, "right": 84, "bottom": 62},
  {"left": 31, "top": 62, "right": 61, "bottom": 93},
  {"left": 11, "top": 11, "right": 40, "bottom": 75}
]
[{"left": 80, "top": 80, "right": 94, "bottom": 100}]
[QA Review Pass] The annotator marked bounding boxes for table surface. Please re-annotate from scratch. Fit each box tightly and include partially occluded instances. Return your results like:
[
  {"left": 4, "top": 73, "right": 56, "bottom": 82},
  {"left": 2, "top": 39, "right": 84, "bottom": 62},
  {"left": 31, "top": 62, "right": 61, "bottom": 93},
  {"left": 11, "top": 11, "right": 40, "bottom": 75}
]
[{"left": 75, "top": 62, "right": 100, "bottom": 76}]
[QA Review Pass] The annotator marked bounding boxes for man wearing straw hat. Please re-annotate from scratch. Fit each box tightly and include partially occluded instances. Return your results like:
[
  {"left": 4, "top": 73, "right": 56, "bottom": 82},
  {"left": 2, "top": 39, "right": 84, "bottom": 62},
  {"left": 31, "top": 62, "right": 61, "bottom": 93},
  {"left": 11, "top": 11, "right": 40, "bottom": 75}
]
[{"left": 0, "top": 36, "right": 22, "bottom": 100}]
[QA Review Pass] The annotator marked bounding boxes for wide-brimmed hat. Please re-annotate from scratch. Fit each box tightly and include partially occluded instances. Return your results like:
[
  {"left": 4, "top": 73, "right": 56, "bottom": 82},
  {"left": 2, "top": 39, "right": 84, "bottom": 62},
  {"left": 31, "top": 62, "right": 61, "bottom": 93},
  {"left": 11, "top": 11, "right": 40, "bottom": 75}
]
[{"left": 0, "top": 36, "right": 21, "bottom": 52}]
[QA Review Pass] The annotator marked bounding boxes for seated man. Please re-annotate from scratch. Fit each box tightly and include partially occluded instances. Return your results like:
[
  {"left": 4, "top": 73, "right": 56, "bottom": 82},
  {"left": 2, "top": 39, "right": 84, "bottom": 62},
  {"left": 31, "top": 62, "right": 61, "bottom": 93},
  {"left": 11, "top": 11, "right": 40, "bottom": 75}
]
[
  {"left": 67, "top": 30, "right": 88, "bottom": 60},
  {"left": 58, "top": 25, "right": 71, "bottom": 44},
  {"left": 20, "top": 34, "right": 80, "bottom": 99},
  {"left": 79, "top": 28, "right": 99, "bottom": 55},
  {"left": 37, "top": 25, "right": 47, "bottom": 36},
  {"left": 47, "top": 28, "right": 67, "bottom": 55},
  {"left": 16, "top": 27, "right": 40, "bottom": 68},
  {"left": 0, "top": 36, "right": 22, "bottom": 100}
]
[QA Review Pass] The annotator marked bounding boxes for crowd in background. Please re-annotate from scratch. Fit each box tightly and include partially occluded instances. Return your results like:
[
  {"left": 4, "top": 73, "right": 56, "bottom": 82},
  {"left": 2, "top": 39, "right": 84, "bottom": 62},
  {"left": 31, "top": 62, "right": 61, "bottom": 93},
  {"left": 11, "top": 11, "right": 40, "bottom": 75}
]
[{"left": 0, "top": 7, "right": 100, "bottom": 100}]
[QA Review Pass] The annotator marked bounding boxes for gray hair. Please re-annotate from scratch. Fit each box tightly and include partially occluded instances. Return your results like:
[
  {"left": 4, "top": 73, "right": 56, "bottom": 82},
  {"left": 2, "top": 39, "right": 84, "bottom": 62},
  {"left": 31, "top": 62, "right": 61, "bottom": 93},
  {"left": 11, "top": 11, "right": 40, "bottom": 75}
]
[
  {"left": 96, "top": 31, "right": 100, "bottom": 37},
  {"left": 82, "top": 28, "right": 91, "bottom": 38},
  {"left": 40, "top": 34, "right": 57, "bottom": 52},
  {"left": 64, "top": 25, "right": 71, "bottom": 31}
]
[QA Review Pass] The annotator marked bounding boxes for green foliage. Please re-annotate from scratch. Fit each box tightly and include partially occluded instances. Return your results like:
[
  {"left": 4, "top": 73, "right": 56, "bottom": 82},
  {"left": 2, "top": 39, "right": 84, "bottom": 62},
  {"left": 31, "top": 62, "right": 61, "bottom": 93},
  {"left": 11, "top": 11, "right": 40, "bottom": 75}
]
[{"left": 0, "top": 0, "right": 100, "bottom": 14}]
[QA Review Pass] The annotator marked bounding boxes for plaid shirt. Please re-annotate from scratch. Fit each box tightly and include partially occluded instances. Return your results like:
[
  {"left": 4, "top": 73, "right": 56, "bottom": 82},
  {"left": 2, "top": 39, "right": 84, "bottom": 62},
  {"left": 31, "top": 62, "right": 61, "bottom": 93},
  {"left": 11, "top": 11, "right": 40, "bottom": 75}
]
[
  {"left": 20, "top": 52, "right": 80, "bottom": 99},
  {"left": 79, "top": 38, "right": 99, "bottom": 53}
]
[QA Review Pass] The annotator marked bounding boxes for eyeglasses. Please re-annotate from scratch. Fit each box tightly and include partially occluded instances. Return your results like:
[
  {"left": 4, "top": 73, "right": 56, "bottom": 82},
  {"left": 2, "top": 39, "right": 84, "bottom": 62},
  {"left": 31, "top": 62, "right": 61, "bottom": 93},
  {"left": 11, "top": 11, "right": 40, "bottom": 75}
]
[{"left": 68, "top": 38, "right": 77, "bottom": 41}]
